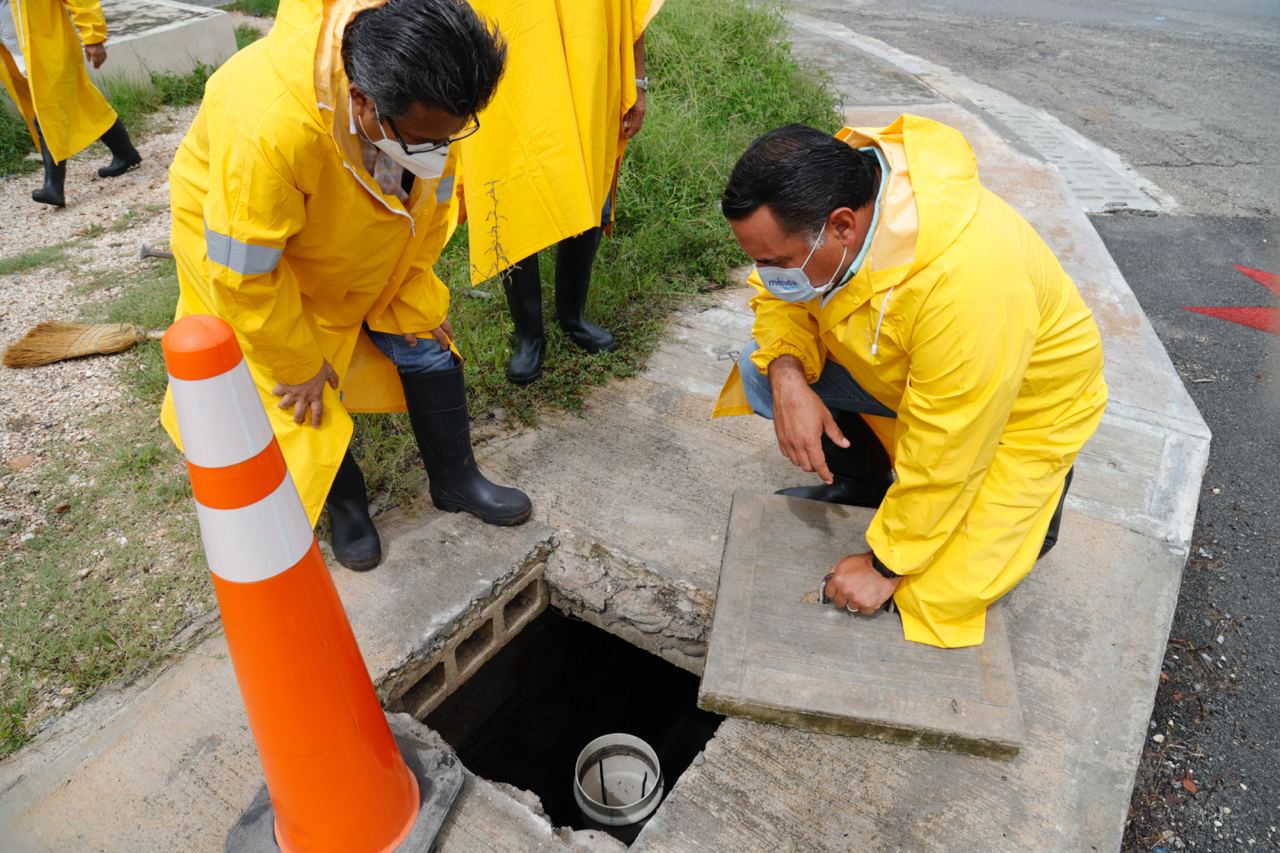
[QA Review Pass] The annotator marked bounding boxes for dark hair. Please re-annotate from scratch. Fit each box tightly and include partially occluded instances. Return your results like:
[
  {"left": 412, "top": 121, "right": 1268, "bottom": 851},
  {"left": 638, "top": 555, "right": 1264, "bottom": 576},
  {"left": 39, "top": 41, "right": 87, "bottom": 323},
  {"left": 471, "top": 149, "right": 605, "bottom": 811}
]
[
  {"left": 342, "top": 0, "right": 506, "bottom": 120},
  {"left": 721, "top": 125, "right": 877, "bottom": 236}
]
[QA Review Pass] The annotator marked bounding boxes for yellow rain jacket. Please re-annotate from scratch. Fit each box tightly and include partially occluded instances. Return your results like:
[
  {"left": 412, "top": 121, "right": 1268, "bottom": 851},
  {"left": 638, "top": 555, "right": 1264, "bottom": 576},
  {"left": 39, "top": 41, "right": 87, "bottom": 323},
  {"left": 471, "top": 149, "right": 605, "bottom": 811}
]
[
  {"left": 457, "top": 0, "right": 663, "bottom": 282},
  {"left": 715, "top": 115, "right": 1108, "bottom": 648},
  {"left": 161, "top": 0, "right": 461, "bottom": 525},
  {"left": 0, "top": 0, "right": 117, "bottom": 163}
]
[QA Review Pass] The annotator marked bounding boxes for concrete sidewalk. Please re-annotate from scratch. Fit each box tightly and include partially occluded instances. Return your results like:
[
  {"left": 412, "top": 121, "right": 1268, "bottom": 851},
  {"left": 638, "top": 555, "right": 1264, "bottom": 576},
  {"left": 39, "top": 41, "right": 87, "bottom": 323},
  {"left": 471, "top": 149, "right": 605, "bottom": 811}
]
[{"left": 0, "top": 23, "right": 1207, "bottom": 853}]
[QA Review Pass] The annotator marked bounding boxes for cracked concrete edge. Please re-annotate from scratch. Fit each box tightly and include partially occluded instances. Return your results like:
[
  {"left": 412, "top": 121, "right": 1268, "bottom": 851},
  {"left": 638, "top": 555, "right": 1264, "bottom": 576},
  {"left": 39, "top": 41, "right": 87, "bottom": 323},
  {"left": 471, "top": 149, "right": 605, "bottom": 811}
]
[
  {"left": 789, "top": 12, "right": 1179, "bottom": 214},
  {"left": 545, "top": 529, "right": 715, "bottom": 676},
  {"left": 377, "top": 530, "right": 556, "bottom": 706}
]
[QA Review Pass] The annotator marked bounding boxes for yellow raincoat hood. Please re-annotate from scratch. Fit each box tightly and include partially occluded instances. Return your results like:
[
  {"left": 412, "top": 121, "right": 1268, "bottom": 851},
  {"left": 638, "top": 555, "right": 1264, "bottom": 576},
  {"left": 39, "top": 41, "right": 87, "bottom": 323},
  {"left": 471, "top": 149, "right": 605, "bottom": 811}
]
[
  {"left": 0, "top": 0, "right": 117, "bottom": 162},
  {"left": 718, "top": 115, "right": 1108, "bottom": 648},
  {"left": 161, "top": 0, "right": 463, "bottom": 525}
]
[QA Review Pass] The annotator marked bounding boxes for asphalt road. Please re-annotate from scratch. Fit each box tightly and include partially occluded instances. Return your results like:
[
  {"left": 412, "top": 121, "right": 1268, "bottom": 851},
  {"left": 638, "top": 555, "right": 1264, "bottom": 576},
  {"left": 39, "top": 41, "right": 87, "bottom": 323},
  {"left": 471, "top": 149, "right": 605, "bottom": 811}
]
[{"left": 791, "top": 1, "right": 1280, "bottom": 849}]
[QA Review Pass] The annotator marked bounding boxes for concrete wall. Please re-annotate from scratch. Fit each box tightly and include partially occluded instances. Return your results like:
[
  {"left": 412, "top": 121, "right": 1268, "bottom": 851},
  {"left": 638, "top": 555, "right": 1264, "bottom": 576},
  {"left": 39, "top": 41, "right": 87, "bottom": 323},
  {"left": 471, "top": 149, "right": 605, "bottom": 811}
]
[{"left": 91, "top": 0, "right": 237, "bottom": 85}]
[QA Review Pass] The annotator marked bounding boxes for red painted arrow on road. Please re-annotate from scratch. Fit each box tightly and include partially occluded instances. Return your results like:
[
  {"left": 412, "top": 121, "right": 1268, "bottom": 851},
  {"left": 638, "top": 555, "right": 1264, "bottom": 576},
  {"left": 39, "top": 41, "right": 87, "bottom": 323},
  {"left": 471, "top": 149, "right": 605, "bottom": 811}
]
[{"left": 1183, "top": 265, "right": 1280, "bottom": 335}]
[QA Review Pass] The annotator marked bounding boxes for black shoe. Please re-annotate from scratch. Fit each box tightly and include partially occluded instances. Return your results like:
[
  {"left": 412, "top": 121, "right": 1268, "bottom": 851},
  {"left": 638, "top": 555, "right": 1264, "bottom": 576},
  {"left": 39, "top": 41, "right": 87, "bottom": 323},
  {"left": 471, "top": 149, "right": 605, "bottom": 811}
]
[
  {"left": 402, "top": 362, "right": 532, "bottom": 525},
  {"left": 775, "top": 411, "right": 894, "bottom": 507},
  {"left": 504, "top": 254, "right": 545, "bottom": 384},
  {"left": 325, "top": 449, "right": 382, "bottom": 571},
  {"left": 31, "top": 121, "right": 65, "bottom": 208},
  {"left": 777, "top": 472, "right": 893, "bottom": 508},
  {"left": 555, "top": 227, "right": 617, "bottom": 353},
  {"left": 96, "top": 119, "right": 142, "bottom": 178}
]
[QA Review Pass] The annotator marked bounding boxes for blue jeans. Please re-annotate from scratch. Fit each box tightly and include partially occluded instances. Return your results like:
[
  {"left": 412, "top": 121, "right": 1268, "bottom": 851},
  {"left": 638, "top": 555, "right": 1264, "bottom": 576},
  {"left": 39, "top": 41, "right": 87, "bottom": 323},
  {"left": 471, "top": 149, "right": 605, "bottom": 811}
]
[
  {"left": 737, "top": 339, "right": 897, "bottom": 420},
  {"left": 365, "top": 328, "right": 457, "bottom": 375}
]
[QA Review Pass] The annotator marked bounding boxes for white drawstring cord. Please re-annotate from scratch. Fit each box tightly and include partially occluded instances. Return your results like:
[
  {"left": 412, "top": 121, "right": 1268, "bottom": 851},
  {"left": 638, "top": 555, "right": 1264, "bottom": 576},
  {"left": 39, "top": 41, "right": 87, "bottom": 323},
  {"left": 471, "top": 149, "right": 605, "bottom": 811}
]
[{"left": 870, "top": 286, "right": 894, "bottom": 356}]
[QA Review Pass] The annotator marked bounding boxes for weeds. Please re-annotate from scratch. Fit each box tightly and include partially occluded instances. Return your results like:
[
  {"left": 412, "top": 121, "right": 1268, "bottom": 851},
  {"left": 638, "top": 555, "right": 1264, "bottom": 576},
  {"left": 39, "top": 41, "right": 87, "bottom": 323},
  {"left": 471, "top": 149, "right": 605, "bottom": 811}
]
[
  {"left": 0, "top": 244, "right": 68, "bottom": 277},
  {"left": 0, "top": 254, "right": 199, "bottom": 757},
  {"left": 0, "top": 107, "right": 36, "bottom": 176},
  {"left": 222, "top": 0, "right": 279, "bottom": 16},
  {"left": 235, "top": 24, "right": 265, "bottom": 50}
]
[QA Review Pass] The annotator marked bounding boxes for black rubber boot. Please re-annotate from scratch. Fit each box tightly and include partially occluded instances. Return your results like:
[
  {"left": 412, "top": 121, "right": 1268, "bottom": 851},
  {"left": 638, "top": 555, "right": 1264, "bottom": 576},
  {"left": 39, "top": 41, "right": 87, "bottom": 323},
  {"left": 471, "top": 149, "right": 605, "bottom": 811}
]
[
  {"left": 1037, "top": 467, "right": 1074, "bottom": 559},
  {"left": 503, "top": 254, "right": 545, "bottom": 384},
  {"left": 325, "top": 448, "right": 382, "bottom": 571},
  {"left": 31, "top": 122, "right": 65, "bottom": 208},
  {"left": 555, "top": 227, "right": 616, "bottom": 353},
  {"left": 402, "top": 362, "right": 533, "bottom": 525},
  {"left": 96, "top": 118, "right": 142, "bottom": 178},
  {"left": 776, "top": 410, "right": 894, "bottom": 508}
]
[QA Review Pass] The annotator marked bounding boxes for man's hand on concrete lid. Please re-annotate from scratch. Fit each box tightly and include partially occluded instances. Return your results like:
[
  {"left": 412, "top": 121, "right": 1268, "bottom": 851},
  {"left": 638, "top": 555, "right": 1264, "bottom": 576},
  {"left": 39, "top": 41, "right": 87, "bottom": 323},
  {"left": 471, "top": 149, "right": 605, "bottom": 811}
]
[
  {"left": 769, "top": 355, "right": 848, "bottom": 484},
  {"left": 272, "top": 360, "right": 339, "bottom": 427},
  {"left": 823, "top": 552, "right": 900, "bottom": 616}
]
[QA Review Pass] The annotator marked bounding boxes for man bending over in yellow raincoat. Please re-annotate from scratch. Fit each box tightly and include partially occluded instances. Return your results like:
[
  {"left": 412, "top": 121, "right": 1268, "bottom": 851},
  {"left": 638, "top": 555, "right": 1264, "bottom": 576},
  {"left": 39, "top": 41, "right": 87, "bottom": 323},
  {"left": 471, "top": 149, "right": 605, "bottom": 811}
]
[
  {"left": 715, "top": 118, "right": 1108, "bottom": 648},
  {"left": 459, "top": 0, "right": 663, "bottom": 384},
  {"left": 162, "top": 0, "right": 529, "bottom": 572},
  {"left": 0, "top": 0, "right": 141, "bottom": 208}
]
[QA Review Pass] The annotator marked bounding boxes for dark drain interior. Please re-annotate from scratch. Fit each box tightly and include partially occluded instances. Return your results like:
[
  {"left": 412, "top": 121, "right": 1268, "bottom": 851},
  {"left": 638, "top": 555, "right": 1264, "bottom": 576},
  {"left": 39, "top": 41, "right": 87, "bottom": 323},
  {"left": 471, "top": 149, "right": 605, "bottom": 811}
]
[{"left": 424, "top": 608, "right": 722, "bottom": 831}]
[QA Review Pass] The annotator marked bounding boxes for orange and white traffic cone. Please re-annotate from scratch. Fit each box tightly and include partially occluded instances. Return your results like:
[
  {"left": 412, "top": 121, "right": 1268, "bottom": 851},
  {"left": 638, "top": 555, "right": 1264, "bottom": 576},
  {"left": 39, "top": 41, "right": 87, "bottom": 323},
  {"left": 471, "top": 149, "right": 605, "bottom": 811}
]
[{"left": 162, "top": 315, "right": 459, "bottom": 852}]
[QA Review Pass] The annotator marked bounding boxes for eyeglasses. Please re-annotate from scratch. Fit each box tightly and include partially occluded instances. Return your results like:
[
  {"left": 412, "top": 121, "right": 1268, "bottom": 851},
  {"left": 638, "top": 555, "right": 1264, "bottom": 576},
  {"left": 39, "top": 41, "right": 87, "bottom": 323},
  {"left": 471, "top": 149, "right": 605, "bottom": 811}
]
[{"left": 378, "top": 108, "right": 481, "bottom": 155}]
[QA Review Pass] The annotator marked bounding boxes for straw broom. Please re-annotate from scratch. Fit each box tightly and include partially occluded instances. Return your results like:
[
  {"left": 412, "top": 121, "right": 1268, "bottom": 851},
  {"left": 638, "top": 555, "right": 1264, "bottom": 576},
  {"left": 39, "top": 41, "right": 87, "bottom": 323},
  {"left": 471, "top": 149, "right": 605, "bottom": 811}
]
[{"left": 2, "top": 322, "right": 154, "bottom": 368}]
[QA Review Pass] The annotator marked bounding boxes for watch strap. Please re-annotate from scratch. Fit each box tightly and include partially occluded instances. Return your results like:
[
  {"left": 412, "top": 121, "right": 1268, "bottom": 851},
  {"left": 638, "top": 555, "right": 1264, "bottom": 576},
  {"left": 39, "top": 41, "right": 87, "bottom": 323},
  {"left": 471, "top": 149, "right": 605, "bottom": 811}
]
[{"left": 871, "top": 553, "right": 899, "bottom": 579}]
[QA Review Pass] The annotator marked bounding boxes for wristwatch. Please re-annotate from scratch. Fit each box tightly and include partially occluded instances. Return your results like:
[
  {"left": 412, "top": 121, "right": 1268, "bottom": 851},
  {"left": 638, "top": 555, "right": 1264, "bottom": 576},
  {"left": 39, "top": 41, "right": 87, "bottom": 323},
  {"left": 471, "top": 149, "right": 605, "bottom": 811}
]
[
  {"left": 870, "top": 553, "right": 899, "bottom": 579},
  {"left": 635, "top": 76, "right": 649, "bottom": 92}
]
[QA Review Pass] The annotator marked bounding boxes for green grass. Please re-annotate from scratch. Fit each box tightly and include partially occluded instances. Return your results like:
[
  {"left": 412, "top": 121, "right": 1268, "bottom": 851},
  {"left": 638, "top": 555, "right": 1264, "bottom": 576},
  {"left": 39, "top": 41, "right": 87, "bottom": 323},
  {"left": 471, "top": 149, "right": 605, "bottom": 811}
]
[
  {"left": 0, "top": 256, "right": 203, "bottom": 757},
  {"left": 100, "top": 66, "right": 212, "bottom": 136},
  {"left": 235, "top": 23, "right": 265, "bottom": 50},
  {"left": 222, "top": 0, "right": 278, "bottom": 16},
  {"left": 352, "top": 0, "right": 839, "bottom": 506},
  {"left": 0, "top": 107, "right": 37, "bottom": 176},
  {"left": 0, "top": 244, "right": 68, "bottom": 276}
]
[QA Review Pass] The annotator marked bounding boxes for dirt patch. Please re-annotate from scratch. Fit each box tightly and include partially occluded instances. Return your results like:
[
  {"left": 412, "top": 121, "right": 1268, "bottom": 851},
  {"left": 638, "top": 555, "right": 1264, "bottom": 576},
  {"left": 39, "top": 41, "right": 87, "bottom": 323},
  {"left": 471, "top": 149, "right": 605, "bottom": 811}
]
[
  {"left": 0, "top": 105, "right": 195, "bottom": 254},
  {"left": 0, "top": 104, "right": 212, "bottom": 754}
]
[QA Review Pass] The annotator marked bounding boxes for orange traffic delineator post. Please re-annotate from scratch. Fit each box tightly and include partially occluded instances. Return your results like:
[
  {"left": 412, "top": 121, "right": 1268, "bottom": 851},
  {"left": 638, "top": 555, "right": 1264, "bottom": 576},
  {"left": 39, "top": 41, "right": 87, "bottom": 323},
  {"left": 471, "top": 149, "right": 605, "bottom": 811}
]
[{"left": 162, "top": 315, "right": 461, "bottom": 852}]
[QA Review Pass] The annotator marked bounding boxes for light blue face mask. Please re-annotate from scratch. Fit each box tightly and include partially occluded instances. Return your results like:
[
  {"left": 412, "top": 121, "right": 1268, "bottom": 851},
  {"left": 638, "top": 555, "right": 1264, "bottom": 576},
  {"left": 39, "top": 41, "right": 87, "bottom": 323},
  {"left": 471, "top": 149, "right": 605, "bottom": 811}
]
[{"left": 755, "top": 146, "right": 888, "bottom": 304}]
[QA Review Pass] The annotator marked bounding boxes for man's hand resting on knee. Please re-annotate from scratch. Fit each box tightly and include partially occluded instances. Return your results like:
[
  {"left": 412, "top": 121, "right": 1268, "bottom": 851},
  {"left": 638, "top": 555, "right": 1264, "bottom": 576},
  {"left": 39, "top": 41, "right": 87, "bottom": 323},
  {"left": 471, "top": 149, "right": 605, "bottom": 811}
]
[
  {"left": 272, "top": 360, "right": 339, "bottom": 426},
  {"left": 768, "top": 355, "right": 849, "bottom": 484}
]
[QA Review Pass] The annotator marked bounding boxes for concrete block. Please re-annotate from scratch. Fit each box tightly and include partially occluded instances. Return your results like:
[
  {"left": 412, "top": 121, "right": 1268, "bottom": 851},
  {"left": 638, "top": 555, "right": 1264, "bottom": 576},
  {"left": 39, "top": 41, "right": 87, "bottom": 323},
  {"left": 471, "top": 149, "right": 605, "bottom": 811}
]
[
  {"left": 225, "top": 713, "right": 465, "bottom": 853},
  {"left": 94, "top": 0, "right": 237, "bottom": 84},
  {"left": 699, "top": 491, "right": 1023, "bottom": 758},
  {"left": 636, "top": 510, "right": 1187, "bottom": 852}
]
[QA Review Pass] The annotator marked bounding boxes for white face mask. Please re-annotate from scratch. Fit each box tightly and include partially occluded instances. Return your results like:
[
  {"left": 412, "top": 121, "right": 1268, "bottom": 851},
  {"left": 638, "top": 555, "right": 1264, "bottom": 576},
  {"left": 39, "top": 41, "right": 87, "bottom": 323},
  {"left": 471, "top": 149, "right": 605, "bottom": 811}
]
[
  {"left": 755, "top": 146, "right": 889, "bottom": 303},
  {"left": 755, "top": 229, "right": 850, "bottom": 304},
  {"left": 349, "top": 95, "right": 448, "bottom": 180}
]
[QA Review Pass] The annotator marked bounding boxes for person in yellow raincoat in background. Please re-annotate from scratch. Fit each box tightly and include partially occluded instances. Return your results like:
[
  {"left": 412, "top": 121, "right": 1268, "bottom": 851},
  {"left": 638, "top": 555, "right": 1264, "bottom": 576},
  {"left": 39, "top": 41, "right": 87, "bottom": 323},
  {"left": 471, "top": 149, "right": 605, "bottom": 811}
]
[
  {"left": 0, "top": 0, "right": 141, "bottom": 208},
  {"left": 714, "top": 119, "right": 1108, "bottom": 648},
  {"left": 458, "top": 0, "right": 663, "bottom": 384},
  {"left": 161, "top": 0, "right": 530, "bottom": 572}
]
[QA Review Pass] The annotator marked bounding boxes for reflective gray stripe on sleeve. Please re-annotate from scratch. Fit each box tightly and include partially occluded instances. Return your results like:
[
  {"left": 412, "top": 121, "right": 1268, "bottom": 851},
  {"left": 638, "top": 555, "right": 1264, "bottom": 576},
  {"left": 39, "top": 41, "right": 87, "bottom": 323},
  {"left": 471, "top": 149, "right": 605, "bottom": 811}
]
[
  {"left": 435, "top": 174, "right": 456, "bottom": 203},
  {"left": 205, "top": 224, "right": 283, "bottom": 275}
]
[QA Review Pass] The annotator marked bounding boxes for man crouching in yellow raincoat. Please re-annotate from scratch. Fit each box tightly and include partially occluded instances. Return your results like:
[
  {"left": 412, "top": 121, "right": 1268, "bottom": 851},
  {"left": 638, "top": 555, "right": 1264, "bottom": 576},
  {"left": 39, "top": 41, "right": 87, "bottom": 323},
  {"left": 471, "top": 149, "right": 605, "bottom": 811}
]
[
  {"left": 162, "top": 0, "right": 530, "bottom": 572},
  {"left": 0, "top": 0, "right": 142, "bottom": 208},
  {"left": 714, "top": 118, "right": 1108, "bottom": 648}
]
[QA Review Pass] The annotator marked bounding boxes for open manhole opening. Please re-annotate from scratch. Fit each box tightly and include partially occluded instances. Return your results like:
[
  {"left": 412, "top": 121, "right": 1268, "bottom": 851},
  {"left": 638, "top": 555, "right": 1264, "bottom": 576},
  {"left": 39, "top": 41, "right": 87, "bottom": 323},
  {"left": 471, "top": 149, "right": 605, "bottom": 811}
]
[{"left": 423, "top": 607, "right": 723, "bottom": 841}]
